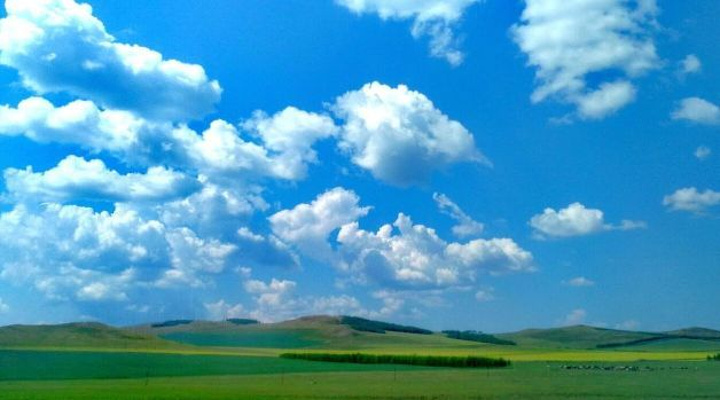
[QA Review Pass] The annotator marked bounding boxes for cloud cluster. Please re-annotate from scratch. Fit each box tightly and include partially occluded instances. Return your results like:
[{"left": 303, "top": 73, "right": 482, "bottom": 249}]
[
  {"left": 512, "top": 0, "right": 660, "bottom": 119},
  {"left": 0, "top": 0, "right": 221, "bottom": 121},
  {"left": 663, "top": 187, "right": 720, "bottom": 213},
  {"left": 0, "top": 6, "right": 484, "bottom": 318},
  {"left": 4, "top": 155, "right": 199, "bottom": 203},
  {"left": 273, "top": 188, "right": 534, "bottom": 291},
  {"left": 335, "top": 0, "right": 481, "bottom": 65},
  {"left": 530, "top": 202, "right": 645, "bottom": 239},
  {"left": 333, "top": 82, "right": 486, "bottom": 186}
]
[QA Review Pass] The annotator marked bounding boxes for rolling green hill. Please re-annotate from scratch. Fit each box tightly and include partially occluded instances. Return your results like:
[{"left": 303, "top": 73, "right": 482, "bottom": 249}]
[
  {"left": 3, "top": 317, "right": 719, "bottom": 356},
  {"left": 664, "top": 327, "right": 720, "bottom": 339},
  {"left": 497, "top": 325, "right": 663, "bottom": 349},
  {"left": 497, "top": 324, "right": 720, "bottom": 351},
  {"left": 0, "top": 322, "right": 182, "bottom": 350}
]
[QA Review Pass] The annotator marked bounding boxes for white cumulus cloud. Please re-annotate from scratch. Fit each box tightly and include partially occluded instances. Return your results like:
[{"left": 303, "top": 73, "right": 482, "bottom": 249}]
[
  {"left": 0, "top": 97, "right": 336, "bottom": 183},
  {"left": 333, "top": 82, "right": 486, "bottom": 186},
  {"left": 530, "top": 202, "right": 645, "bottom": 239},
  {"left": 338, "top": 213, "right": 534, "bottom": 289},
  {"left": 0, "top": 0, "right": 221, "bottom": 121},
  {"left": 241, "top": 107, "right": 338, "bottom": 180},
  {"left": 672, "top": 97, "right": 720, "bottom": 125},
  {"left": 512, "top": 0, "right": 659, "bottom": 120},
  {"left": 4, "top": 155, "right": 199, "bottom": 203},
  {"left": 204, "top": 300, "right": 245, "bottom": 320},
  {"left": 269, "top": 187, "right": 371, "bottom": 259},
  {"left": 663, "top": 187, "right": 720, "bottom": 213}
]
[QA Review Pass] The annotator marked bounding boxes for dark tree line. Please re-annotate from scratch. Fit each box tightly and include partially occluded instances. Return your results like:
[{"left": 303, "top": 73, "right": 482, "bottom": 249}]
[
  {"left": 150, "top": 320, "right": 193, "bottom": 328},
  {"left": 442, "top": 330, "right": 516, "bottom": 346},
  {"left": 341, "top": 316, "right": 432, "bottom": 335},
  {"left": 226, "top": 318, "right": 259, "bottom": 325},
  {"left": 280, "top": 352, "right": 510, "bottom": 368}
]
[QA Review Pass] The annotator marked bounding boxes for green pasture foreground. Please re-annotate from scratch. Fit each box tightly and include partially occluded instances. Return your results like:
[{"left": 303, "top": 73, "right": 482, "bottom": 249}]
[
  {"left": 160, "top": 330, "right": 322, "bottom": 349},
  {"left": 1, "top": 361, "right": 719, "bottom": 400},
  {"left": 0, "top": 350, "right": 426, "bottom": 381}
]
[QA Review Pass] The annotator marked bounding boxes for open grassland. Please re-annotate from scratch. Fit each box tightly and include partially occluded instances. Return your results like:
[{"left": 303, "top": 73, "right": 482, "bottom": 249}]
[
  {"left": 3, "top": 319, "right": 720, "bottom": 398},
  {"left": 0, "top": 350, "right": 425, "bottom": 381},
  {"left": 1, "top": 361, "right": 719, "bottom": 400},
  {"left": 160, "top": 329, "right": 323, "bottom": 349}
]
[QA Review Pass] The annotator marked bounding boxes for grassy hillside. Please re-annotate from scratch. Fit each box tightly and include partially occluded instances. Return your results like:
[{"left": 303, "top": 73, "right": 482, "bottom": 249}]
[
  {"left": 0, "top": 322, "right": 183, "bottom": 350},
  {"left": 665, "top": 327, "right": 720, "bottom": 339},
  {"left": 0, "top": 350, "right": 424, "bottom": 381},
  {"left": 497, "top": 325, "right": 662, "bottom": 349},
  {"left": 4, "top": 317, "right": 719, "bottom": 360}
]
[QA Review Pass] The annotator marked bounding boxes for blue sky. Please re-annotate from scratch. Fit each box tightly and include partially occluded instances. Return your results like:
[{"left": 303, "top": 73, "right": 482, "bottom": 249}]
[{"left": 0, "top": 0, "right": 718, "bottom": 332}]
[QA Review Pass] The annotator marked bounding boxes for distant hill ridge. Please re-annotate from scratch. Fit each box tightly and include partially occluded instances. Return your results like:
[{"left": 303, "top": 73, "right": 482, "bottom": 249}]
[
  {"left": 2, "top": 317, "right": 719, "bottom": 351},
  {"left": 498, "top": 324, "right": 720, "bottom": 349},
  {"left": 0, "top": 322, "right": 180, "bottom": 349}
]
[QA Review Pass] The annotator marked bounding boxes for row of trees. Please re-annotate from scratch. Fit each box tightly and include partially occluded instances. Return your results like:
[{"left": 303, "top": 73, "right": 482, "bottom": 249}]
[
  {"left": 442, "top": 330, "right": 516, "bottom": 346},
  {"left": 340, "top": 316, "right": 432, "bottom": 335},
  {"left": 280, "top": 352, "right": 510, "bottom": 368},
  {"left": 708, "top": 353, "right": 720, "bottom": 361}
]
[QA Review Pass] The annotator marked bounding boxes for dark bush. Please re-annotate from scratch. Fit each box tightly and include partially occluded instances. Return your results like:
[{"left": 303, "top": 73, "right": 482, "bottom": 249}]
[
  {"left": 443, "top": 330, "right": 516, "bottom": 346},
  {"left": 708, "top": 353, "right": 720, "bottom": 361},
  {"left": 280, "top": 352, "right": 510, "bottom": 368},
  {"left": 151, "top": 320, "right": 193, "bottom": 328},
  {"left": 341, "top": 316, "right": 432, "bottom": 335},
  {"left": 226, "top": 318, "right": 259, "bottom": 325}
]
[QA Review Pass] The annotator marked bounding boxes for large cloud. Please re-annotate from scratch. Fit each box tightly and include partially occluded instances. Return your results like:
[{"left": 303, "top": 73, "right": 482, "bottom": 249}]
[
  {"left": 0, "top": 203, "right": 168, "bottom": 301},
  {"left": 0, "top": 195, "right": 296, "bottom": 302},
  {"left": 512, "top": 0, "right": 660, "bottom": 119},
  {"left": 530, "top": 202, "right": 645, "bottom": 238},
  {"left": 0, "top": 0, "right": 221, "bottom": 121},
  {"left": 663, "top": 187, "right": 720, "bottom": 213},
  {"left": 336, "top": 0, "right": 480, "bottom": 66},
  {"left": 4, "top": 155, "right": 199, "bottom": 203},
  {"left": 269, "top": 187, "right": 371, "bottom": 259},
  {"left": 338, "top": 213, "right": 534, "bottom": 289},
  {"left": 0, "top": 97, "right": 151, "bottom": 152},
  {"left": 273, "top": 188, "right": 534, "bottom": 291},
  {"left": 242, "top": 107, "right": 338, "bottom": 180},
  {"left": 0, "top": 97, "right": 337, "bottom": 182},
  {"left": 333, "top": 82, "right": 486, "bottom": 186}
]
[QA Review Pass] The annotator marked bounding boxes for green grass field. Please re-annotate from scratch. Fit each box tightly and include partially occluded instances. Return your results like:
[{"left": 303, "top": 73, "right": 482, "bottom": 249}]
[
  {"left": 2, "top": 359, "right": 719, "bottom": 400},
  {"left": 2, "top": 319, "right": 720, "bottom": 399},
  {"left": 160, "top": 329, "right": 322, "bottom": 349}
]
